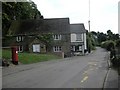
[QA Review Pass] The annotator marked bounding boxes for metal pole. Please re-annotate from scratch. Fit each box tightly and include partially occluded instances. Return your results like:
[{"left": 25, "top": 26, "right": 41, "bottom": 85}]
[
  {"left": 88, "top": 0, "right": 91, "bottom": 53},
  {"left": 88, "top": 20, "right": 90, "bottom": 32},
  {"left": 88, "top": 0, "right": 90, "bottom": 32}
]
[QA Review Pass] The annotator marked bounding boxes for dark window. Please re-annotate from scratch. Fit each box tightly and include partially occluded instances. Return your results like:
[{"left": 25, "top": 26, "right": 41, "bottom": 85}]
[
  {"left": 18, "top": 46, "right": 23, "bottom": 52},
  {"left": 16, "top": 36, "right": 23, "bottom": 42},
  {"left": 53, "top": 35, "right": 61, "bottom": 40},
  {"left": 53, "top": 46, "right": 62, "bottom": 52}
]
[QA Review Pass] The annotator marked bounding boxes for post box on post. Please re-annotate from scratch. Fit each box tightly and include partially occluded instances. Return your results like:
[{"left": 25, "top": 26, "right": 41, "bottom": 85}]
[{"left": 11, "top": 46, "right": 18, "bottom": 65}]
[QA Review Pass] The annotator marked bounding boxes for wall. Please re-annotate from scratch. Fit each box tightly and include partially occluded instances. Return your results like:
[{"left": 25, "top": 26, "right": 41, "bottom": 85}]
[
  {"left": 83, "top": 33, "right": 87, "bottom": 50},
  {"left": 51, "top": 34, "right": 71, "bottom": 57},
  {"left": 29, "top": 38, "right": 46, "bottom": 53}
]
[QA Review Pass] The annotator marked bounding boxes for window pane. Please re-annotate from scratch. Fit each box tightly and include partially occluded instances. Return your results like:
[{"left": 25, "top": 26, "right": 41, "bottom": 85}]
[
  {"left": 53, "top": 35, "right": 61, "bottom": 40},
  {"left": 76, "top": 34, "right": 82, "bottom": 41}
]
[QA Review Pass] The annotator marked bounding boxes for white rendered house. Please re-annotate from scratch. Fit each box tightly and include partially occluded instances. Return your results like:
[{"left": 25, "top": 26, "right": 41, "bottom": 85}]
[{"left": 70, "top": 24, "right": 87, "bottom": 55}]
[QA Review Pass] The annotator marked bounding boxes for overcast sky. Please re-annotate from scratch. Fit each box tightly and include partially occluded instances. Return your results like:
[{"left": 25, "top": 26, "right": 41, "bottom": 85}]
[{"left": 32, "top": 0, "right": 119, "bottom": 34}]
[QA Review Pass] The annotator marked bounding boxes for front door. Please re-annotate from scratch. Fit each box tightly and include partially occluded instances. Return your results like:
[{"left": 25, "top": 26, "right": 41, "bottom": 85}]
[{"left": 33, "top": 44, "right": 40, "bottom": 52}]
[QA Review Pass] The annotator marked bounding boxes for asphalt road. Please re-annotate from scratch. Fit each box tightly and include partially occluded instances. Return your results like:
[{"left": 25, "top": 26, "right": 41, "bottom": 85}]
[{"left": 3, "top": 47, "right": 109, "bottom": 88}]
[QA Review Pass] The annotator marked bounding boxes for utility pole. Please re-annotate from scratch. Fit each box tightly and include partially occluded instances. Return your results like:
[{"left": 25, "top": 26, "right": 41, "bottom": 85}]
[
  {"left": 88, "top": 0, "right": 91, "bottom": 53},
  {"left": 88, "top": 0, "right": 90, "bottom": 32}
]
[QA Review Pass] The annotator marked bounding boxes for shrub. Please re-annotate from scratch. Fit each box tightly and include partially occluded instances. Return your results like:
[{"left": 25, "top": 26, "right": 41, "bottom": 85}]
[
  {"left": 116, "top": 39, "right": 120, "bottom": 48},
  {"left": 111, "top": 57, "right": 120, "bottom": 67},
  {"left": 101, "top": 40, "right": 115, "bottom": 51}
]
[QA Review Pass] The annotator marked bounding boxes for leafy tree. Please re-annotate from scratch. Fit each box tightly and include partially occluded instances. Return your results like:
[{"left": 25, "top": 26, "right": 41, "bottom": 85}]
[
  {"left": 116, "top": 39, "right": 120, "bottom": 48},
  {"left": 86, "top": 31, "right": 96, "bottom": 53},
  {"left": 113, "top": 34, "right": 119, "bottom": 40},
  {"left": 101, "top": 40, "right": 115, "bottom": 51},
  {"left": 2, "top": 1, "right": 42, "bottom": 37},
  {"left": 97, "top": 32, "right": 107, "bottom": 45},
  {"left": 107, "top": 30, "right": 113, "bottom": 40},
  {"left": 91, "top": 31, "right": 97, "bottom": 36}
]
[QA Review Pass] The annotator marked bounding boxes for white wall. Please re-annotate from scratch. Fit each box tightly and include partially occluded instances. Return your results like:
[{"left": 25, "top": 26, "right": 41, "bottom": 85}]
[
  {"left": 84, "top": 33, "right": 87, "bottom": 50},
  {"left": 71, "top": 33, "right": 76, "bottom": 42},
  {"left": 71, "top": 33, "right": 87, "bottom": 50}
]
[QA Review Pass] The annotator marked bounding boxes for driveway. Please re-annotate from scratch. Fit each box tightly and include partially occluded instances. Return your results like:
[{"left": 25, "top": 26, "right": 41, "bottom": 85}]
[{"left": 3, "top": 47, "right": 111, "bottom": 88}]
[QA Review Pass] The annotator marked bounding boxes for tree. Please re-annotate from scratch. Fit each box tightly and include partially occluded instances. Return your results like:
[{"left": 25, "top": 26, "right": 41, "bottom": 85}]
[
  {"left": 97, "top": 32, "right": 107, "bottom": 45},
  {"left": 86, "top": 31, "right": 96, "bottom": 53},
  {"left": 2, "top": 1, "right": 42, "bottom": 37},
  {"left": 116, "top": 39, "right": 120, "bottom": 48},
  {"left": 107, "top": 30, "right": 113, "bottom": 40}
]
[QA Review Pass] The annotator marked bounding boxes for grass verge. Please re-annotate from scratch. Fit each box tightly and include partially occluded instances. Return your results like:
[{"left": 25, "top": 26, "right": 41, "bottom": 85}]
[{"left": 2, "top": 49, "right": 61, "bottom": 64}]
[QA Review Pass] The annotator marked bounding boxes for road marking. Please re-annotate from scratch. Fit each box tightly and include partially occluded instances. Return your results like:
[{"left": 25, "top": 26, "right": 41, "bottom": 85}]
[
  {"left": 94, "top": 64, "right": 97, "bottom": 66},
  {"left": 82, "top": 70, "right": 88, "bottom": 75},
  {"left": 81, "top": 76, "right": 88, "bottom": 83},
  {"left": 96, "top": 67, "right": 98, "bottom": 69},
  {"left": 88, "top": 62, "right": 92, "bottom": 64},
  {"left": 90, "top": 68, "right": 93, "bottom": 70}
]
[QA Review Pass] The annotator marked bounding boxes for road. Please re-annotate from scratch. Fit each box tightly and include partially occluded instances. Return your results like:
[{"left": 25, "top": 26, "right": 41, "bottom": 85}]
[{"left": 3, "top": 47, "right": 109, "bottom": 88}]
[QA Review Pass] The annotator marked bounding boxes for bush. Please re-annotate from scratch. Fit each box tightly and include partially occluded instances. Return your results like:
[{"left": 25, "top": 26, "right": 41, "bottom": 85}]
[
  {"left": 101, "top": 42, "right": 106, "bottom": 48},
  {"left": 101, "top": 40, "right": 115, "bottom": 51},
  {"left": 116, "top": 39, "right": 120, "bottom": 47},
  {"left": 111, "top": 57, "right": 120, "bottom": 67}
]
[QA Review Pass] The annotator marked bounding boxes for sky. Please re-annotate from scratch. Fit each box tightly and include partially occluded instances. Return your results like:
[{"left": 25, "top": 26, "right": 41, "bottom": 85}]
[{"left": 32, "top": 0, "right": 119, "bottom": 34}]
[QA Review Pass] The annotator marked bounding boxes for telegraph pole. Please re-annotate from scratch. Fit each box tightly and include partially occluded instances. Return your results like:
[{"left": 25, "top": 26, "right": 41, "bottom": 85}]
[
  {"left": 88, "top": 0, "right": 90, "bottom": 32},
  {"left": 88, "top": 0, "right": 91, "bottom": 53}
]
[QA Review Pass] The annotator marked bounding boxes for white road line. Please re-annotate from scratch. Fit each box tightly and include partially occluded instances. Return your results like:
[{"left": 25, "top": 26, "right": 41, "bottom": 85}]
[{"left": 81, "top": 76, "right": 88, "bottom": 83}]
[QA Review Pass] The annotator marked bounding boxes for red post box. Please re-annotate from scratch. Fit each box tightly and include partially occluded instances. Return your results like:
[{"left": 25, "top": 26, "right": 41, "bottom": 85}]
[{"left": 11, "top": 46, "right": 18, "bottom": 65}]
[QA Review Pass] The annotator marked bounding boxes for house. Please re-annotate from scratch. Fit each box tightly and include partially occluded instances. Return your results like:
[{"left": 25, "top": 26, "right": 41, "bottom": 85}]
[
  {"left": 70, "top": 24, "right": 87, "bottom": 55},
  {"left": 5, "top": 18, "right": 71, "bottom": 57},
  {"left": 4, "top": 17, "right": 87, "bottom": 57}
]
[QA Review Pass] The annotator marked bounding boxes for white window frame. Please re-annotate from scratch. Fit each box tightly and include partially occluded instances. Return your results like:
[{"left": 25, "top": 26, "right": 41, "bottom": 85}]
[
  {"left": 18, "top": 46, "right": 23, "bottom": 52},
  {"left": 53, "top": 46, "right": 62, "bottom": 52},
  {"left": 79, "top": 46, "right": 82, "bottom": 51},
  {"left": 53, "top": 35, "right": 61, "bottom": 40},
  {"left": 16, "top": 36, "right": 23, "bottom": 42},
  {"left": 33, "top": 44, "right": 40, "bottom": 53},
  {"left": 71, "top": 46, "right": 75, "bottom": 51}
]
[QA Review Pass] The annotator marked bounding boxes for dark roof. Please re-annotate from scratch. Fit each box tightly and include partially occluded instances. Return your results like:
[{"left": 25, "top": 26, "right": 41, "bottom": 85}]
[
  {"left": 8, "top": 19, "right": 44, "bottom": 35},
  {"left": 70, "top": 24, "right": 86, "bottom": 33},
  {"left": 44, "top": 18, "right": 70, "bottom": 34},
  {"left": 8, "top": 18, "right": 70, "bottom": 35}
]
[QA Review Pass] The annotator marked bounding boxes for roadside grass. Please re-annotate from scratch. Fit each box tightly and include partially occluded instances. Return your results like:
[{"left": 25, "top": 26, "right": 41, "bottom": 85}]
[{"left": 2, "top": 49, "right": 61, "bottom": 64}]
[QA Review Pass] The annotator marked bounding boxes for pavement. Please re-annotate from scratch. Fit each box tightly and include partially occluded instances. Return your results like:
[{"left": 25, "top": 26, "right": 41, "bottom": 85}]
[
  {"left": 103, "top": 68, "right": 119, "bottom": 89},
  {"left": 103, "top": 52, "right": 119, "bottom": 89},
  {"left": 2, "top": 47, "right": 120, "bottom": 89}
]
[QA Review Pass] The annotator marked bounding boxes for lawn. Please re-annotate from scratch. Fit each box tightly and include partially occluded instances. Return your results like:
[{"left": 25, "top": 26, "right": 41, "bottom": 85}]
[{"left": 2, "top": 49, "right": 61, "bottom": 64}]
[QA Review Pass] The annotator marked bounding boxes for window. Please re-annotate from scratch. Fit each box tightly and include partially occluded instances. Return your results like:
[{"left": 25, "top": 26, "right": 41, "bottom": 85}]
[
  {"left": 53, "top": 46, "right": 62, "bottom": 52},
  {"left": 33, "top": 44, "right": 40, "bottom": 52},
  {"left": 53, "top": 35, "right": 61, "bottom": 40},
  {"left": 71, "top": 46, "right": 75, "bottom": 51},
  {"left": 16, "top": 36, "right": 23, "bottom": 42},
  {"left": 76, "top": 34, "right": 82, "bottom": 41},
  {"left": 79, "top": 46, "right": 82, "bottom": 51},
  {"left": 18, "top": 46, "right": 23, "bottom": 52}
]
